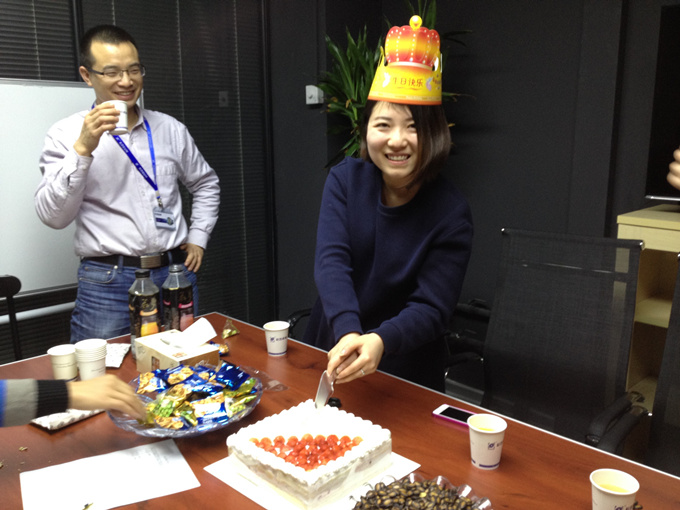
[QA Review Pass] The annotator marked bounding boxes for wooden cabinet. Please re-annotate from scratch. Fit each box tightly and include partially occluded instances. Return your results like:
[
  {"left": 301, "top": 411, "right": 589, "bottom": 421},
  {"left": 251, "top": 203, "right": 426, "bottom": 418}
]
[{"left": 617, "top": 204, "right": 680, "bottom": 408}]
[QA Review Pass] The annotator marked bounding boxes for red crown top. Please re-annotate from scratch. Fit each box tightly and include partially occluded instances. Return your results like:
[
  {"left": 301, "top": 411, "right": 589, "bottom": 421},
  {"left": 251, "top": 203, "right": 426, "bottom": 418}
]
[{"left": 384, "top": 15, "right": 440, "bottom": 68}]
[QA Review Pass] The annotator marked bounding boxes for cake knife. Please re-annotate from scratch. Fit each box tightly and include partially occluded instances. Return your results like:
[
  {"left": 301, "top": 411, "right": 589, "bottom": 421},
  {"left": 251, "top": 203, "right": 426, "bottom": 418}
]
[{"left": 314, "top": 370, "right": 334, "bottom": 409}]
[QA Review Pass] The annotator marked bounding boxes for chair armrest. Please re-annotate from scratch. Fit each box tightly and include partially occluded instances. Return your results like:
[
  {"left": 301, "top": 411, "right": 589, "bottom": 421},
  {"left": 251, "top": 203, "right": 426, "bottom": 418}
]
[
  {"left": 286, "top": 308, "right": 311, "bottom": 329},
  {"left": 585, "top": 392, "right": 644, "bottom": 448},
  {"left": 285, "top": 308, "right": 312, "bottom": 339},
  {"left": 594, "top": 405, "right": 649, "bottom": 454}
]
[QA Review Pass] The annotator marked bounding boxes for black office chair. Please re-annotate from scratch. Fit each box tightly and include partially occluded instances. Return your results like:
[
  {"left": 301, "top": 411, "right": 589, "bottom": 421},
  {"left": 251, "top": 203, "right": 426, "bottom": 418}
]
[
  {"left": 286, "top": 308, "right": 312, "bottom": 340},
  {"left": 445, "top": 299, "right": 490, "bottom": 364},
  {"left": 645, "top": 255, "right": 680, "bottom": 476},
  {"left": 478, "top": 229, "right": 645, "bottom": 447},
  {"left": 0, "top": 275, "right": 22, "bottom": 360},
  {"left": 444, "top": 299, "right": 490, "bottom": 402}
]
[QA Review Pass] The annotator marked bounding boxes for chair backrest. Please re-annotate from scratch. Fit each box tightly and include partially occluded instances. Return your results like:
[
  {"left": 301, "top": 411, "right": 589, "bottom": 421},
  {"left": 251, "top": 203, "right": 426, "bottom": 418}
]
[
  {"left": 0, "top": 275, "right": 22, "bottom": 360},
  {"left": 646, "top": 255, "right": 680, "bottom": 476},
  {"left": 482, "top": 229, "right": 642, "bottom": 443}
]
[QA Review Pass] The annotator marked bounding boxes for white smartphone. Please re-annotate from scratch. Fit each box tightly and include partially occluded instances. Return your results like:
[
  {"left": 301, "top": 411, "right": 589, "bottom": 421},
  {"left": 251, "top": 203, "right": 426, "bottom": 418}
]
[{"left": 432, "top": 404, "right": 475, "bottom": 426}]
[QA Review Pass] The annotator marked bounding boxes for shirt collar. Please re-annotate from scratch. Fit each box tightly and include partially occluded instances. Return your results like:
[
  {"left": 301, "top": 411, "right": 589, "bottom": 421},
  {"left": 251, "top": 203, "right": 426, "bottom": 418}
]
[{"left": 130, "top": 104, "right": 147, "bottom": 131}]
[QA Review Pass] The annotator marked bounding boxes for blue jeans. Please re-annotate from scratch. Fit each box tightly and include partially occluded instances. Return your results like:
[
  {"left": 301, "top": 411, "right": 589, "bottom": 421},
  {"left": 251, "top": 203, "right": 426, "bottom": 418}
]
[{"left": 70, "top": 258, "right": 198, "bottom": 343}]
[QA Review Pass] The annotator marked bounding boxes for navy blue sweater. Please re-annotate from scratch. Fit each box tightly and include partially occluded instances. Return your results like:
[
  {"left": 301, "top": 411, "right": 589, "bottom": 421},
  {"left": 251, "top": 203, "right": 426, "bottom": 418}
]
[{"left": 303, "top": 157, "right": 473, "bottom": 390}]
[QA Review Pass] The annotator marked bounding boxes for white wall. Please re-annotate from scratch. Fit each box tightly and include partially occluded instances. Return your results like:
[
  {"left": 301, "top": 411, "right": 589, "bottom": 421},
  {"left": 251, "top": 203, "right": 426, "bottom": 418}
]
[{"left": 0, "top": 79, "right": 92, "bottom": 293}]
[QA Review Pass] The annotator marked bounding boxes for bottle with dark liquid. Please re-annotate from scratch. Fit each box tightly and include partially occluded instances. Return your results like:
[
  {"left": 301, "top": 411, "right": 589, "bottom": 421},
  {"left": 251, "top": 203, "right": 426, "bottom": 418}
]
[
  {"left": 128, "top": 269, "right": 161, "bottom": 359},
  {"left": 162, "top": 264, "right": 194, "bottom": 331}
]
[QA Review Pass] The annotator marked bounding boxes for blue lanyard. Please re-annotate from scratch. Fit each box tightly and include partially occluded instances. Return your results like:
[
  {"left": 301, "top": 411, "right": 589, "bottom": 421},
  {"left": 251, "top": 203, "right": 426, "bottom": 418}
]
[
  {"left": 90, "top": 102, "right": 163, "bottom": 208},
  {"left": 113, "top": 119, "right": 163, "bottom": 209}
]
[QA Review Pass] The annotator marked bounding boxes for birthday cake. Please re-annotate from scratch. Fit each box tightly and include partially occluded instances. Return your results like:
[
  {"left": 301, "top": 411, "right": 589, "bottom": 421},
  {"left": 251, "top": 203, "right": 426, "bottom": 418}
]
[{"left": 227, "top": 399, "right": 392, "bottom": 509}]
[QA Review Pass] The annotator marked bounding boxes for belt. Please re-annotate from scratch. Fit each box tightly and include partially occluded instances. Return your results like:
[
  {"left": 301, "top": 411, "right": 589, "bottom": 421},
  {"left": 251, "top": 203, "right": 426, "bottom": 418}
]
[{"left": 83, "top": 248, "right": 185, "bottom": 269}]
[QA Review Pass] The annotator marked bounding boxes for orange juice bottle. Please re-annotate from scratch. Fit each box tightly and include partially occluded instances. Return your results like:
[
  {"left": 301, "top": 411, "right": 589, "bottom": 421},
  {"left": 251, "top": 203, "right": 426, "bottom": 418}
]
[
  {"left": 140, "top": 309, "right": 160, "bottom": 336},
  {"left": 128, "top": 269, "right": 161, "bottom": 358}
]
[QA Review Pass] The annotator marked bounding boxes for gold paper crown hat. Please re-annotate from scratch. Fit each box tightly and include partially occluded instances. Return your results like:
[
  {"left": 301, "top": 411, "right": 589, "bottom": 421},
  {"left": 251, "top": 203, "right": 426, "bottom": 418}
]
[{"left": 368, "top": 15, "right": 442, "bottom": 105}]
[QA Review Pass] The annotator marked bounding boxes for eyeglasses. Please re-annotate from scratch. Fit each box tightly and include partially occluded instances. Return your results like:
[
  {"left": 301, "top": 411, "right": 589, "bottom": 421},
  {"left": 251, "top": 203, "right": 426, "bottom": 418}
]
[{"left": 87, "top": 64, "right": 146, "bottom": 80}]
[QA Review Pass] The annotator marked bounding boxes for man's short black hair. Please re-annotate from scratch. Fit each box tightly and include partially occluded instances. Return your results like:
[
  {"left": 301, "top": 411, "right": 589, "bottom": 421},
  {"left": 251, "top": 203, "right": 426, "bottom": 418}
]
[{"left": 79, "top": 25, "right": 138, "bottom": 68}]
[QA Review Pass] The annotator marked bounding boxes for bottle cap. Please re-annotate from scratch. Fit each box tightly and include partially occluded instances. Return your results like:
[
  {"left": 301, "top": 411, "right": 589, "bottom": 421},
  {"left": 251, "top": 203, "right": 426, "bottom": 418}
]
[
  {"left": 169, "top": 264, "right": 184, "bottom": 272},
  {"left": 135, "top": 269, "right": 151, "bottom": 278}
]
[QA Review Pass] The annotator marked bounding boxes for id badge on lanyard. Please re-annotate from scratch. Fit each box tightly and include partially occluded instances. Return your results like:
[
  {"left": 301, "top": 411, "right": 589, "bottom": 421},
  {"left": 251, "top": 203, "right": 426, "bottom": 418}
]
[
  {"left": 112, "top": 118, "right": 176, "bottom": 230},
  {"left": 153, "top": 207, "right": 176, "bottom": 229}
]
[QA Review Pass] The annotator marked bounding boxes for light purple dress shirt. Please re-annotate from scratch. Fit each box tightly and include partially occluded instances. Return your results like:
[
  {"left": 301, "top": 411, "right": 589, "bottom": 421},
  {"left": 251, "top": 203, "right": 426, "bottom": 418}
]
[{"left": 35, "top": 106, "right": 220, "bottom": 257}]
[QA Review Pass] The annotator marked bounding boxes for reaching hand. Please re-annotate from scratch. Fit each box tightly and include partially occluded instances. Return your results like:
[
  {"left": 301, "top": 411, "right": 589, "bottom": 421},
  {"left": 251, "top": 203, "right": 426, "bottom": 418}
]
[{"left": 67, "top": 374, "right": 145, "bottom": 419}]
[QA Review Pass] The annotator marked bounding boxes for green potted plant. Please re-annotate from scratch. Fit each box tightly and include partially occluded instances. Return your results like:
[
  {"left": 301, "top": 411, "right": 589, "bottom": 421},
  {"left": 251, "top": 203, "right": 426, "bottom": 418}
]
[
  {"left": 317, "top": 26, "right": 382, "bottom": 168},
  {"left": 317, "top": 1, "right": 469, "bottom": 168}
]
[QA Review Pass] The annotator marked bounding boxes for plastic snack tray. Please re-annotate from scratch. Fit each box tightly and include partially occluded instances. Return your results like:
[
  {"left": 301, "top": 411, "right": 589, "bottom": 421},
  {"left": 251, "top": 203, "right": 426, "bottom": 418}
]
[{"left": 108, "top": 366, "right": 263, "bottom": 438}]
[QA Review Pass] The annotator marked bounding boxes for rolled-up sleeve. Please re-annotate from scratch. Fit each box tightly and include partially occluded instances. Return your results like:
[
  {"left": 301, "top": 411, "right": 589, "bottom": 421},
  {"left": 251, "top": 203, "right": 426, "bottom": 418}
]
[{"left": 35, "top": 117, "right": 92, "bottom": 230}]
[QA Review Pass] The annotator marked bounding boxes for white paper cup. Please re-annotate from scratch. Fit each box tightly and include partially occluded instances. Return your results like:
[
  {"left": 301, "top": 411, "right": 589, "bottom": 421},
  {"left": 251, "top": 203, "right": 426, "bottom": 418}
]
[
  {"left": 47, "top": 344, "right": 78, "bottom": 380},
  {"left": 106, "top": 100, "right": 128, "bottom": 134},
  {"left": 590, "top": 469, "right": 639, "bottom": 510},
  {"left": 263, "top": 320, "right": 289, "bottom": 356},
  {"left": 75, "top": 339, "right": 108, "bottom": 380},
  {"left": 468, "top": 413, "right": 507, "bottom": 470},
  {"left": 77, "top": 357, "right": 107, "bottom": 380},
  {"left": 75, "top": 338, "right": 107, "bottom": 357}
]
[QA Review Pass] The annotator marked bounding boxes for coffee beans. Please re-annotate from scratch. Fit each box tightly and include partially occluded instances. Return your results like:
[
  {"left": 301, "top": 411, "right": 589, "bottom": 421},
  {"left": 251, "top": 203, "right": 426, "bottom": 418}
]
[{"left": 352, "top": 478, "right": 485, "bottom": 509}]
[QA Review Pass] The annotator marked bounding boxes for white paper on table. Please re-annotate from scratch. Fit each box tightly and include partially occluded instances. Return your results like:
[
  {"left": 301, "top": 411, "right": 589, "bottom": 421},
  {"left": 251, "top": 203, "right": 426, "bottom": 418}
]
[
  {"left": 31, "top": 408, "right": 103, "bottom": 430},
  {"left": 20, "top": 439, "right": 200, "bottom": 510},
  {"left": 105, "top": 342, "right": 131, "bottom": 368},
  {"left": 204, "top": 452, "right": 419, "bottom": 510},
  {"left": 162, "top": 317, "right": 216, "bottom": 349}
]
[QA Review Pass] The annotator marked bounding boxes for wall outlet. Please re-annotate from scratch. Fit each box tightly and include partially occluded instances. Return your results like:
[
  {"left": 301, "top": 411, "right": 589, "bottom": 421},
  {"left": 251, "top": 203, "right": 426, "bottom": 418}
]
[{"left": 305, "top": 85, "right": 324, "bottom": 105}]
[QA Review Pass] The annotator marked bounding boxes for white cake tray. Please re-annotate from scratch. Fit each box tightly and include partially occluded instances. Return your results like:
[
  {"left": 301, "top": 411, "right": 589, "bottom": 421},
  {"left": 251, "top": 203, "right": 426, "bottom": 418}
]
[{"left": 205, "top": 452, "right": 419, "bottom": 510}]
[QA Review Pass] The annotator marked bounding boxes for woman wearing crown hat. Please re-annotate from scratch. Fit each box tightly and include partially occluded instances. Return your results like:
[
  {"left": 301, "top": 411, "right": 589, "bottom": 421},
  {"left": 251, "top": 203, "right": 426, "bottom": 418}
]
[{"left": 302, "top": 16, "right": 473, "bottom": 392}]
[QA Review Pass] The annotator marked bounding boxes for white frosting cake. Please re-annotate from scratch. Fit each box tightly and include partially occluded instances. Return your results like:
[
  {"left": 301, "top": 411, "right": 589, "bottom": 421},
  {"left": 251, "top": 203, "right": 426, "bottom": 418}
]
[{"left": 227, "top": 399, "right": 392, "bottom": 509}]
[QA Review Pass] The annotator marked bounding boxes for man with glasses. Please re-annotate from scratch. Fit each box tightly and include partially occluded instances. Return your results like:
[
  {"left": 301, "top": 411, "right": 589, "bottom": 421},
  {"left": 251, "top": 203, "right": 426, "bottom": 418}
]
[{"left": 35, "top": 25, "right": 220, "bottom": 343}]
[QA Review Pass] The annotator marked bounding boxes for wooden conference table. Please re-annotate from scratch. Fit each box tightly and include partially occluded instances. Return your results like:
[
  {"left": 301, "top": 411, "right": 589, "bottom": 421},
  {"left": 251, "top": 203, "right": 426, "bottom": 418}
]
[{"left": 1, "top": 313, "right": 679, "bottom": 509}]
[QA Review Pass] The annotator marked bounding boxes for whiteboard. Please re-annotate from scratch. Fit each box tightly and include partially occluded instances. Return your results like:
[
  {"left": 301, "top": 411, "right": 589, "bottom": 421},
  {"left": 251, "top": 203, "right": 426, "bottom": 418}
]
[{"left": 0, "top": 78, "right": 93, "bottom": 293}]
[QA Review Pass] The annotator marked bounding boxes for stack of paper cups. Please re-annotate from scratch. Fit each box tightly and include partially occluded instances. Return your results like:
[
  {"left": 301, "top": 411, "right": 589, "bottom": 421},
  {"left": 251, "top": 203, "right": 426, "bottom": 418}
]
[{"left": 74, "top": 339, "right": 108, "bottom": 381}]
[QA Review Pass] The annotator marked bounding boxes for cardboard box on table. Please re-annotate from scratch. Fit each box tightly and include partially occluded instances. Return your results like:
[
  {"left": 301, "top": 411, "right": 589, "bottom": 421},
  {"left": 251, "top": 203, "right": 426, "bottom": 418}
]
[{"left": 135, "top": 318, "right": 220, "bottom": 372}]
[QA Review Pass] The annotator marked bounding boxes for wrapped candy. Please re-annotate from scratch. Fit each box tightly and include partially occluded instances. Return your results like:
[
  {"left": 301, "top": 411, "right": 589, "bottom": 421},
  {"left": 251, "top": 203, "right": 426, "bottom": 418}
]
[
  {"left": 175, "top": 402, "right": 199, "bottom": 427},
  {"left": 214, "top": 363, "right": 250, "bottom": 390},
  {"left": 224, "top": 376, "right": 257, "bottom": 399},
  {"left": 193, "top": 364, "right": 217, "bottom": 381},
  {"left": 154, "top": 416, "right": 187, "bottom": 430},
  {"left": 179, "top": 374, "right": 225, "bottom": 395},
  {"left": 191, "top": 393, "right": 226, "bottom": 418},
  {"left": 136, "top": 372, "right": 168, "bottom": 394},
  {"left": 138, "top": 361, "right": 260, "bottom": 430},
  {"left": 163, "top": 365, "right": 196, "bottom": 385},
  {"left": 222, "top": 318, "right": 240, "bottom": 338}
]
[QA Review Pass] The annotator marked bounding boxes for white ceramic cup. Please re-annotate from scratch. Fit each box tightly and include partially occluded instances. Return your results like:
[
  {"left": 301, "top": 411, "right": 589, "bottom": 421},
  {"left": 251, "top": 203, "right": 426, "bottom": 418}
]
[
  {"left": 263, "top": 320, "right": 289, "bottom": 356},
  {"left": 106, "top": 100, "right": 128, "bottom": 134},
  {"left": 47, "top": 344, "right": 78, "bottom": 380},
  {"left": 467, "top": 413, "right": 507, "bottom": 470},
  {"left": 74, "top": 338, "right": 108, "bottom": 380},
  {"left": 590, "top": 469, "right": 639, "bottom": 510}
]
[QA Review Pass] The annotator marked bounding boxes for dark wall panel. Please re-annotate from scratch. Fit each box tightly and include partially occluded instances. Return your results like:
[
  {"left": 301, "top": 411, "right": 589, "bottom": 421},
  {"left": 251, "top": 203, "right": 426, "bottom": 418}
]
[
  {"left": 268, "top": 0, "right": 330, "bottom": 320},
  {"left": 272, "top": 1, "right": 622, "bottom": 309}
]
